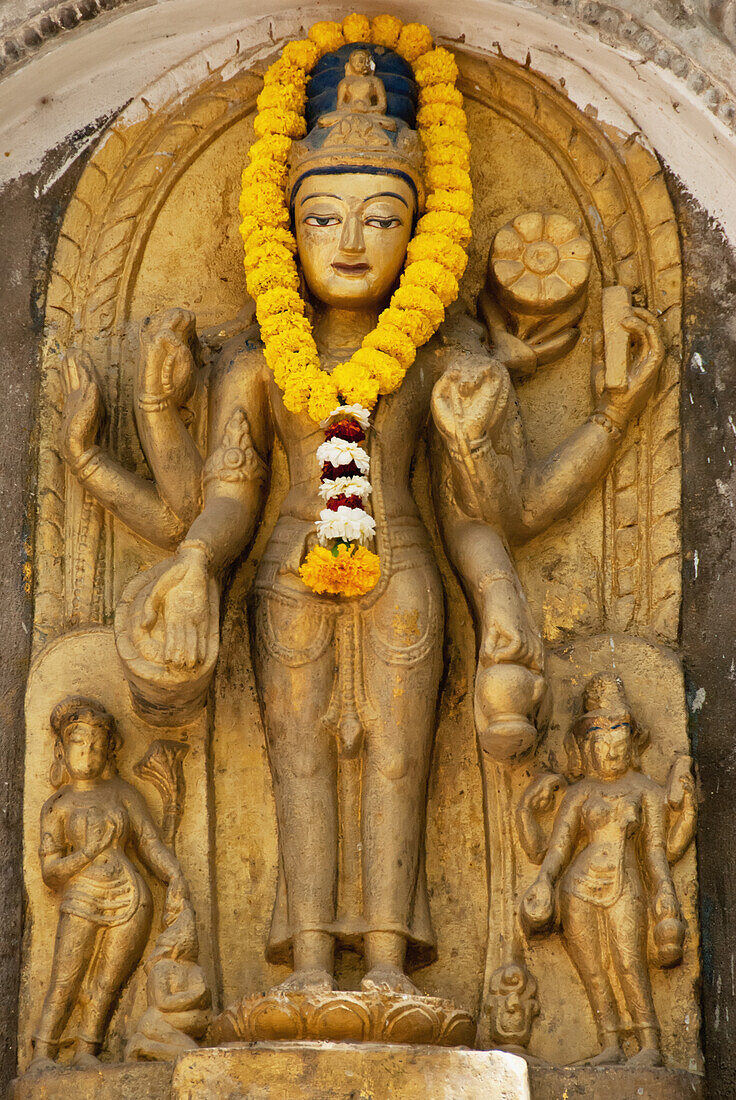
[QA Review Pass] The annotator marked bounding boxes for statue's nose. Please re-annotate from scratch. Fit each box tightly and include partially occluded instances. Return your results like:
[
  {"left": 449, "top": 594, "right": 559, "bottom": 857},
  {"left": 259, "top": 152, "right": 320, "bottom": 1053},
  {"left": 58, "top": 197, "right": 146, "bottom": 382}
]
[{"left": 339, "top": 213, "right": 365, "bottom": 254}]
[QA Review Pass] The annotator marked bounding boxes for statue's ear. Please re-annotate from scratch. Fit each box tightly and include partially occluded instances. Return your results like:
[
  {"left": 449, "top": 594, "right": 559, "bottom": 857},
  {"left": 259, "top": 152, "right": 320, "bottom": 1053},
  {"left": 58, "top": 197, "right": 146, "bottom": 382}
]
[{"left": 49, "top": 740, "right": 67, "bottom": 789}]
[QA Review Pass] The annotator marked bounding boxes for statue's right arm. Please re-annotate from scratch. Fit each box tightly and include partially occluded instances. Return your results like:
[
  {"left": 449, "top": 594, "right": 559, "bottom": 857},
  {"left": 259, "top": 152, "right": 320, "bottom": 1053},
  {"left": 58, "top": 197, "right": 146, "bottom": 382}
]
[{"left": 179, "top": 344, "right": 272, "bottom": 573}]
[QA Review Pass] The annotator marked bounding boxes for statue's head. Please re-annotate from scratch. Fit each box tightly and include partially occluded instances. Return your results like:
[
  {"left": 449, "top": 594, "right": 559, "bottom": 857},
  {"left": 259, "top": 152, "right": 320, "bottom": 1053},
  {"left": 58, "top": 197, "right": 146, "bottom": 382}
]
[
  {"left": 347, "top": 48, "right": 373, "bottom": 75},
  {"left": 569, "top": 673, "right": 647, "bottom": 781},
  {"left": 287, "top": 44, "right": 423, "bottom": 310},
  {"left": 49, "top": 695, "right": 120, "bottom": 786}
]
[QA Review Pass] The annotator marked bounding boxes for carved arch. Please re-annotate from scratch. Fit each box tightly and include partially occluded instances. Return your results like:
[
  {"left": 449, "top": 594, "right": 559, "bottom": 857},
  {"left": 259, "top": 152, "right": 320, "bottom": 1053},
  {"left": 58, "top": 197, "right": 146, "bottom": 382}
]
[{"left": 34, "top": 42, "right": 681, "bottom": 653}]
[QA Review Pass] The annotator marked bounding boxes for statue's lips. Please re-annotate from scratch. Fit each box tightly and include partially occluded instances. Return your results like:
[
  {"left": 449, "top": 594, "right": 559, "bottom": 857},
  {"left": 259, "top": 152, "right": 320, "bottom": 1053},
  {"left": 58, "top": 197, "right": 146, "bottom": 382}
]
[{"left": 332, "top": 262, "right": 371, "bottom": 276}]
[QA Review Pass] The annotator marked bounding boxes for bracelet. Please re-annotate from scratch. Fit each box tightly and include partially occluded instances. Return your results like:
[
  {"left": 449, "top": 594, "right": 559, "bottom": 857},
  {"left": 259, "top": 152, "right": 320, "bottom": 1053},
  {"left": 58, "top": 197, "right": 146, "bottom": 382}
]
[
  {"left": 71, "top": 446, "right": 102, "bottom": 482},
  {"left": 478, "top": 569, "right": 518, "bottom": 592},
  {"left": 137, "top": 392, "right": 171, "bottom": 412},
  {"left": 447, "top": 434, "right": 494, "bottom": 466},
  {"left": 179, "top": 538, "right": 212, "bottom": 565},
  {"left": 589, "top": 411, "right": 624, "bottom": 441}
]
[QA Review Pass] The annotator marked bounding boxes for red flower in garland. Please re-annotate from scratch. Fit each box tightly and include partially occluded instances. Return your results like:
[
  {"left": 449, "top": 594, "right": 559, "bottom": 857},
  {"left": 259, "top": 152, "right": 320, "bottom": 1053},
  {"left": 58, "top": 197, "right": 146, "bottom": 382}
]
[
  {"left": 324, "top": 420, "right": 365, "bottom": 443},
  {"left": 326, "top": 494, "right": 364, "bottom": 512}
]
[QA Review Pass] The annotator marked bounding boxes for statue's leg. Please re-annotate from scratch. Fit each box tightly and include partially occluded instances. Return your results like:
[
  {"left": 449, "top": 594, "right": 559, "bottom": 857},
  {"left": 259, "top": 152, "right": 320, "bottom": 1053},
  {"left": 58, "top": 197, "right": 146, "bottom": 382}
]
[
  {"left": 559, "top": 891, "right": 625, "bottom": 1064},
  {"left": 253, "top": 590, "right": 338, "bottom": 988},
  {"left": 31, "top": 912, "right": 98, "bottom": 1064},
  {"left": 606, "top": 887, "right": 662, "bottom": 1065},
  {"left": 74, "top": 893, "right": 152, "bottom": 1064},
  {"left": 360, "top": 564, "right": 444, "bottom": 993}
]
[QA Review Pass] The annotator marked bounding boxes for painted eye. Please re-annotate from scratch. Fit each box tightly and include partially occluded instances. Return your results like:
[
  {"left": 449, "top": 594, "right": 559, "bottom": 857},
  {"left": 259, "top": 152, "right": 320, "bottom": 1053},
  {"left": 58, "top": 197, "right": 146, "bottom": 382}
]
[
  {"left": 365, "top": 217, "right": 402, "bottom": 229},
  {"left": 304, "top": 215, "right": 341, "bottom": 227}
]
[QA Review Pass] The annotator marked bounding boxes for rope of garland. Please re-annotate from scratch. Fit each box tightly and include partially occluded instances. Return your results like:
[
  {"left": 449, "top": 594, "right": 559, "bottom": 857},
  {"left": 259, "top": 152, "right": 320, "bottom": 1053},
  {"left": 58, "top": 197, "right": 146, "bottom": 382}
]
[{"left": 239, "top": 14, "right": 473, "bottom": 596}]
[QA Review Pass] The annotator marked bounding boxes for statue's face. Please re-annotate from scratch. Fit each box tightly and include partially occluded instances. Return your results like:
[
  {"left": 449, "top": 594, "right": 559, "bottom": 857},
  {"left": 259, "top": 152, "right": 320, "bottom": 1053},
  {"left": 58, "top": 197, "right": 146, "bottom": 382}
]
[
  {"left": 63, "top": 720, "right": 109, "bottom": 781},
  {"left": 295, "top": 172, "right": 414, "bottom": 310},
  {"left": 586, "top": 718, "right": 632, "bottom": 780},
  {"left": 350, "top": 49, "right": 372, "bottom": 74}
]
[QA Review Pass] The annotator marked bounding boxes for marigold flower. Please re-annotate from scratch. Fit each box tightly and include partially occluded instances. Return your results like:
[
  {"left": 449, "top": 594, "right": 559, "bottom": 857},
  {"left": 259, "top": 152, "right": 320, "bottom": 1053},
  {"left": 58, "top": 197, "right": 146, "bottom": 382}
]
[
  {"left": 316, "top": 438, "right": 371, "bottom": 474},
  {"left": 371, "top": 13, "right": 402, "bottom": 47},
  {"left": 244, "top": 241, "right": 294, "bottom": 274},
  {"left": 256, "top": 83, "right": 306, "bottom": 115},
  {"left": 255, "top": 287, "right": 306, "bottom": 322},
  {"left": 426, "top": 188, "right": 473, "bottom": 220},
  {"left": 247, "top": 134, "right": 293, "bottom": 164},
  {"left": 243, "top": 226, "right": 296, "bottom": 256},
  {"left": 413, "top": 47, "right": 459, "bottom": 86},
  {"left": 419, "top": 82, "right": 464, "bottom": 108},
  {"left": 307, "top": 374, "right": 341, "bottom": 423},
  {"left": 417, "top": 103, "right": 467, "bottom": 131},
  {"left": 351, "top": 347, "right": 405, "bottom": 394},
  {"left": 262, "top": 59, "right": 308, "bottom": 90},
  {"left": 299, "top": 544, "right": 380, "bottom": 597},
  {"left": 391, "top": 284, "right": 445, "bottom": 328},
  {"left": 242, "top": 160, "right": 289, "bottom": 191},
  {"left": 379, "top": 306, "right": 434, "bottom": 346},
  {"left": 253, "top": 107, "right": 306, "bottom": 139},
  {"left": 397, "top": 22, "right": 433, "bottom": 62},
  {"left": 415, "top": 210, "right": 472, "bottom": 245},
  {"left": 331, "top": 361, "right": 380, "bottom": 409},
  {"left": 280, "top": 39, "right": 320, "bottom": 70},
  {"left": 259, "top": 309, "right": 309, "bottom": 341},
  {"left": 246, "top": 262, "right": 300, "bottom": 299},
  {"left": 420, "top": 124, "right": 471, "bottom": 153},
  {"left": 425, "top": 164, "right": 472, "bottom": 195},
  {"left": 308, "top": 21, "right": 345, "bottom": 54},
  {"left": 401, "top": 260, "right": 459, "bottom": 307},
  {"left": 342, "top": 13, "right": 371, "bottom": 41},
  {"left": 363, "top": 324, "right": 416, "bottom": 370},
  {"left": 406, "top": 232, "right": 468, "bottom": 280},
  {"left": 423, "top": 143, "right": 470, "bottom": 171}
]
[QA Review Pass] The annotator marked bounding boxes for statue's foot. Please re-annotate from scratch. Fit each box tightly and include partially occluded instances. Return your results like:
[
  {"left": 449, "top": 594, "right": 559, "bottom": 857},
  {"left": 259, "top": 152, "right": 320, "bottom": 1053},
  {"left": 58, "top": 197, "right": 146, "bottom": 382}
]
[
  {"left": 361, "top": 965, "right": 421, "bottom": 995},
  {"left": 25, "top": 1057, "right": 56, "bottom": 1078},
  {"left": 71, "top": 1052, "right": 102, "bottom": 1070},
  {"left": 572, "top": 1044, "right": 626, "bottom": 1067},
  {"left": 628, "top": 1047, "right": 663, "bottom": 1068},
  {"left": 274, "top": 968, "right": 335, "bottom": 993}
]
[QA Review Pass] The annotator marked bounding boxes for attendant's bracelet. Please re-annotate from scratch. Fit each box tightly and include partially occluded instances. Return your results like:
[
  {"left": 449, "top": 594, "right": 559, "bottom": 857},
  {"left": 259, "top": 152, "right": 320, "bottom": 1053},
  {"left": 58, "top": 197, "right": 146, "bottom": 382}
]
[
  {"left": 71, "top": 445, "right": 102, "bottom": 482},
  {"left": 179, "top": 538, "right": 212, "bottom": 566},
  {"left": 137, "top": 392, "right": 172, "bottom": 412},
  {"left": 478, "top": 569, "right": 518, "bottom": 592},
  {"left": 589, "top": 410, "right": 624, "bottom": 442}
]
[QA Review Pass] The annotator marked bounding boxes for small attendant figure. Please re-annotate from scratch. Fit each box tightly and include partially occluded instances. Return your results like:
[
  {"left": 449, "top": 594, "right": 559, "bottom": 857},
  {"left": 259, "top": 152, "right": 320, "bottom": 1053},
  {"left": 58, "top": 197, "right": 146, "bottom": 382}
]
[
  {"left": 29, "top": 697, "right": 188, "bottom": 1073},
  {"left": 125, "top": 902, "right": 210, "bottom": 1061},
  {"left": 520, "top": 673, "right": 687, "bottom": 1067}
]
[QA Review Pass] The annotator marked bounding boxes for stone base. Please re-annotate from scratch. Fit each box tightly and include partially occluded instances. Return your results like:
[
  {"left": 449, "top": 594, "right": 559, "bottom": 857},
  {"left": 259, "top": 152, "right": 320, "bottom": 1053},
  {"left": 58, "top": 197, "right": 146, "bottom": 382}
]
[
  {"left": 171, "top": 1043, "right": 529, "bottom": 1099},
  {"left": 8, "top": 1049, "right": 705, "bottom": 1100},
  {"left": 210, "top": 990, "right": 476, "bottom": 1046}
]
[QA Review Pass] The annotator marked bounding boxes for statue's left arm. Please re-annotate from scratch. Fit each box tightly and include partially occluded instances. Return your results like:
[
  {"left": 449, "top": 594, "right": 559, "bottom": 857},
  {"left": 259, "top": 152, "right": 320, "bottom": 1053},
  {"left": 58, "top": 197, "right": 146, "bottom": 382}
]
[{"left": 433, "top": 308, "right": 664, "bottom": 545}]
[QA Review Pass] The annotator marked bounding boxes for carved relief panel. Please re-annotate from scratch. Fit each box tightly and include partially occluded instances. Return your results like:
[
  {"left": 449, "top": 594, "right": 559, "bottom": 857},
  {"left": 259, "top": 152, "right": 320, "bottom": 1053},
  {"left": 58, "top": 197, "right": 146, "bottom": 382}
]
[{"left": 20, "top": 16, "right": 699, "bottom": 1086}]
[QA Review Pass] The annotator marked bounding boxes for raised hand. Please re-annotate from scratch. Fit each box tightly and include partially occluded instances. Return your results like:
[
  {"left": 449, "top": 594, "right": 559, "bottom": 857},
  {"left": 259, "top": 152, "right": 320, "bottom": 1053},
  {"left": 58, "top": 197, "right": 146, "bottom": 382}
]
[
  {"left": 60, "top": 348, "right": 103, "bottom": 466},
  {"left": 431, "top": 357, "right": 511, "bottom": 449},
  {"left": 140, "top": 546, "right": 210, "bottom": 670},
  {"left": 139, "top": 308, "right": 199, "bottom": 407},
  {"left": 593, "top": 306, "right": 665, "bottom": 429}
]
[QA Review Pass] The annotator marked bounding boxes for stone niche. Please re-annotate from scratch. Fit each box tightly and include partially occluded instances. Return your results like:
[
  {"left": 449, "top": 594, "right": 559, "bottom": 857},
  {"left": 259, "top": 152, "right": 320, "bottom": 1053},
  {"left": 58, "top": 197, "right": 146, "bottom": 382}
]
[{"left": 2, "top": 5, "right": 715, "bottom": 1099}]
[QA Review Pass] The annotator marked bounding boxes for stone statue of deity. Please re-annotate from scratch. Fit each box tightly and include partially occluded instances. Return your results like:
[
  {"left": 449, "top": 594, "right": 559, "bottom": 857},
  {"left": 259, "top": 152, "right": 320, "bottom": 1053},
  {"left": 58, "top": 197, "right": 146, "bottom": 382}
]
[{"left": 57, "top": 40, "right": 664, "bottom": 1006}]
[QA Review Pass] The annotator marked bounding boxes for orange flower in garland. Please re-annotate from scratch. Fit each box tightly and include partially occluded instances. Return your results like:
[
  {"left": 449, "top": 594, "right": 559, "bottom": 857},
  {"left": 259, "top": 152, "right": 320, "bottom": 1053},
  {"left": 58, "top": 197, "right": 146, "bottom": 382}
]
[{"left": 299, "top": 544, "right": 381, "bottom": 598}]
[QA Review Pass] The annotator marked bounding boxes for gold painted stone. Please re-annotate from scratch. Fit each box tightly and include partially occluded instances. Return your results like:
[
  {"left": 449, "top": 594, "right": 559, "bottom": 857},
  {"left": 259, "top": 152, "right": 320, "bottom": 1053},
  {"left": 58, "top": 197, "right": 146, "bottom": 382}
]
[
  {"left": 210, "top": 990, "right": 476, "bottom": 1047},
  {"left": 171, "top": 1042, "right": 530, "bottom": 1100}
]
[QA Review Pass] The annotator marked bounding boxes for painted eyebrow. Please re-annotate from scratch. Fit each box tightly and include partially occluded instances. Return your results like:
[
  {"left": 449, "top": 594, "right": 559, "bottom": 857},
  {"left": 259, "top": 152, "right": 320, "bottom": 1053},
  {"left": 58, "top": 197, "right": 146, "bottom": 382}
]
[
  {"left": 299, "top": 193, "right": 341, "bottom": 205},
  {"left": 364, "top": 192, "right": 409, "bottom": 207}
]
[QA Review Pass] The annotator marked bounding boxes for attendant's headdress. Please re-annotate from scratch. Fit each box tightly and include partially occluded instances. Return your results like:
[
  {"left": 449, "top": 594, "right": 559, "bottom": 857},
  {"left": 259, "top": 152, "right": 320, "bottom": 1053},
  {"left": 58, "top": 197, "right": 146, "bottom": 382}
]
[{"left": 286, "top": 43, "right": 424, "bottom": 213}]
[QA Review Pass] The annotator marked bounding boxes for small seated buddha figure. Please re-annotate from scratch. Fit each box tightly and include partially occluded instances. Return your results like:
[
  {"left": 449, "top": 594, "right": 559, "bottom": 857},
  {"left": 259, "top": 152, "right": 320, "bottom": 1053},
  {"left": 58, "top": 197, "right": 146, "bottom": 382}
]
[
  {"left": 28, "top": 697, "right": 188, "bottom": 1073},
  {"left": 336, "top": 48, "right": 387, "bottom": 114}
]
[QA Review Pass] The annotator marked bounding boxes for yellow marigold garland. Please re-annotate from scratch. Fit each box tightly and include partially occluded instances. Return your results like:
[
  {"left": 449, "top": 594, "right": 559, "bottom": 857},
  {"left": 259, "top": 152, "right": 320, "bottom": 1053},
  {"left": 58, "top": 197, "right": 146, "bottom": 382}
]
[{"left": 240, "top": 15, "right": 473, "bottom": 596}]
